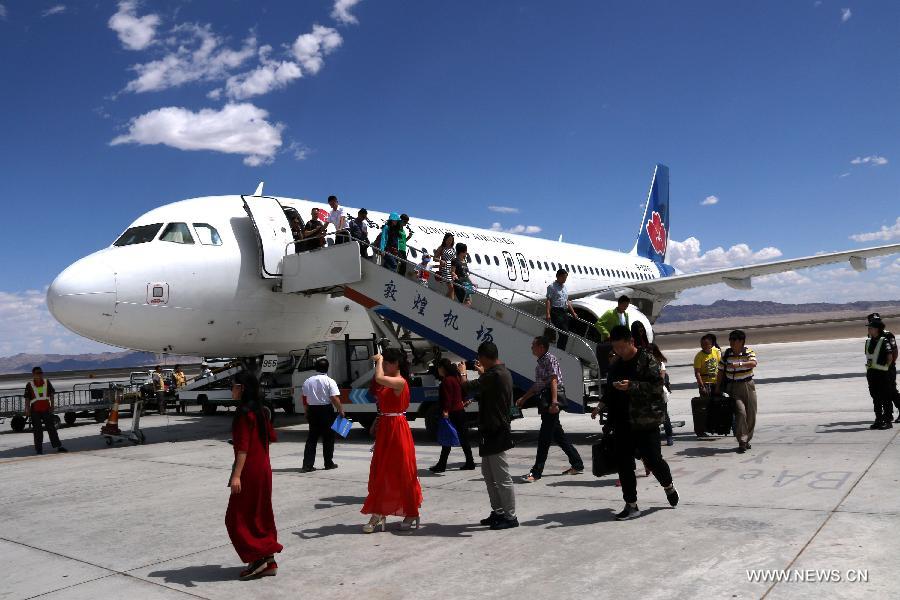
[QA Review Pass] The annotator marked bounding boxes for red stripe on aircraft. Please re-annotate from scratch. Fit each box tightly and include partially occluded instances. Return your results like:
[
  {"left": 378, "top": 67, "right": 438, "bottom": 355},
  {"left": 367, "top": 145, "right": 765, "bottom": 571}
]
[{"left": 344, "top": 286, "right": 379, "bottom": 309}]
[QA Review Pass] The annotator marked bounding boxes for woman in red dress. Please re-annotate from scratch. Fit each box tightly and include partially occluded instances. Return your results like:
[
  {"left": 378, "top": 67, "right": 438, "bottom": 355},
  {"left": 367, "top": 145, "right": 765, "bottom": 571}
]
[
  {"left": 362, "top": 348, "right": 423, "bottom": 532},
  {"left": 226, "top": 373, "right": 283, "bottom": 579}
]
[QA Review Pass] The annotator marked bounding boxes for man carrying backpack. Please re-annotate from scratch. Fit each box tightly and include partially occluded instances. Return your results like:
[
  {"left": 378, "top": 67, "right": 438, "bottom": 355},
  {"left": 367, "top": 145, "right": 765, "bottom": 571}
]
[{"left": 591, "top": 326, "right": 676, "bottom": 520}]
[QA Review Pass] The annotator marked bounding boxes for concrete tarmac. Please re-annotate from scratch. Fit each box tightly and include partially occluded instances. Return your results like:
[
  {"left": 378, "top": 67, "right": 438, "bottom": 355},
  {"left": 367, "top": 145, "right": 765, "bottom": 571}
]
[{"left": 1, "top": 337, "right": 897, "bottom": 599}]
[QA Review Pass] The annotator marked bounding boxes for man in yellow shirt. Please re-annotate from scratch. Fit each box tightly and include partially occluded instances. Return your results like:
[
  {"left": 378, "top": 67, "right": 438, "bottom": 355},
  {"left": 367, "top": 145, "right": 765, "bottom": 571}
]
[{"left": 693, "top": 334, "right": 721, "bottom": 396}]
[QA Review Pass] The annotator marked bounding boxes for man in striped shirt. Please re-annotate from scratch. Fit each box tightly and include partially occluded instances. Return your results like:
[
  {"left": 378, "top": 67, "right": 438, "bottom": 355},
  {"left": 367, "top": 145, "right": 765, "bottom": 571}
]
[{"left": 715, "top": 330, "right": 758, "bottom": 453}]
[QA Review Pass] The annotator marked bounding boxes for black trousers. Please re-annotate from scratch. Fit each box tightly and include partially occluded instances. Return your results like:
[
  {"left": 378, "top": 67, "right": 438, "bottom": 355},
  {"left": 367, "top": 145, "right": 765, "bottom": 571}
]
[
  {"left": 549, "top": 308, "right": 570, "bottom": 351},
  {"left": 303, "top": 404, "right": 336, "bottom": 468},
  {"left": 614, "top": 425, "right": 673, "bottom": 504},
  {"left": 530, "top": 411, "right": 583, "bottom": 478},
  {"left": 437, "top": 409, "right": 474, "bottom": 467},
  {"left": 596, "top": 342, "right": 613, "bottom": 376},
  {"left": 662, "top": 406, "right": 673, "bottom": 438},
  {"left": 31, "top": 410, "right": 61, "bottom": 453},
  {"left": 397, "top": 249, "right": 408, "bottom": 276},
  {"left": 867, "top": 370, "right": 895, "bottom": 423}
]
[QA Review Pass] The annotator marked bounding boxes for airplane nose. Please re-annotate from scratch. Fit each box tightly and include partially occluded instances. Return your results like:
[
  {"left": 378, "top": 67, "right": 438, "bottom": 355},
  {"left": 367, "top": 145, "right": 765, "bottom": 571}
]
[{"left": 47, "top": 256, "right": 117, "bottom": 341}]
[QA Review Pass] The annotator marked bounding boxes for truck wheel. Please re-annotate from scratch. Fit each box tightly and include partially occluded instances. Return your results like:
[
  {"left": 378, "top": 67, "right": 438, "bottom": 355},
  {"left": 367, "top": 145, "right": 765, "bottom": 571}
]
[
  {"left": 11, "top": 415, "right": 26, "bottom": 432},
  {"left": 423, "top": 404, "right": 440, "bottom": 440},
  {"left": 94, "top": 409, "right": 109, "bottom": 423},
  {"left": 64, "top": 412, "right": 77, "bottom": 426},
  {"left": 53, "top": 415, "right": 62, "bottom": 429},
  {"left": 202, "top": 402, "right": 217, "bottom": 416},
  {"left": 282, "top": 402, "right": 296, "bottom": 415}
]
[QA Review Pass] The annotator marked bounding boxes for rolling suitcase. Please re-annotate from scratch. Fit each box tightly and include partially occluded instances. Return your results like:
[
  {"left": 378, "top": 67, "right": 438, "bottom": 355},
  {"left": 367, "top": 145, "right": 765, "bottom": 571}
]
[
  {"left": 707, "top": 395, "right": 734, "bottom": 435},
  {"left": 691, "top": 396, "right": 708, "bottom": 437}
]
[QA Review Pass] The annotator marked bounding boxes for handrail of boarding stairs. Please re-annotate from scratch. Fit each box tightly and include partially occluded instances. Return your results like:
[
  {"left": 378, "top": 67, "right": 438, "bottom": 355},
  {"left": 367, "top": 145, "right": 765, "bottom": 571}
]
[{"left": 282, "top": 236, "right": 599, "bottom": 370}]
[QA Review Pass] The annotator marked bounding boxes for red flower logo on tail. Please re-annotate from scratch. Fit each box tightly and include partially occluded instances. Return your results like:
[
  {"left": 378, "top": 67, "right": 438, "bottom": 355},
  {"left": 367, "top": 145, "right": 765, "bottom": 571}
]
[{"left": 646, "top": 211, "right": 667, "bottom": 256}]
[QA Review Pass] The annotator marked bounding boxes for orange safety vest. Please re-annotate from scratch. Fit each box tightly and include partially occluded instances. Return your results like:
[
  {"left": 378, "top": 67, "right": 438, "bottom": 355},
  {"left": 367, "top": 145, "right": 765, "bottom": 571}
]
[{"left": 29, "top": 381, "right": 52, "bottom": 412}]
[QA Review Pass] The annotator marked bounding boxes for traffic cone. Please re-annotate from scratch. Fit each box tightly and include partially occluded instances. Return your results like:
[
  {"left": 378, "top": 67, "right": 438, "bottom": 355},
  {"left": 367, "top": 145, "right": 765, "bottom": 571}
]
[{"left": 101, "top": 391, "right": 121, "bottom": 435}]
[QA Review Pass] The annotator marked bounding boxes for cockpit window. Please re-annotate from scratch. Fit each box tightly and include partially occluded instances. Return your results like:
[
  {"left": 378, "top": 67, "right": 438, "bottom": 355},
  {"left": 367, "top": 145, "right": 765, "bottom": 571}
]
[
  {"left": 114, "top": 223, "right": 162, "bottom": 246},
  {"left": 159, "top": 222, "right": 194, "bottom": 244},
  {"left": 193, "top": 223, "right": 222, "bottom": 246}
]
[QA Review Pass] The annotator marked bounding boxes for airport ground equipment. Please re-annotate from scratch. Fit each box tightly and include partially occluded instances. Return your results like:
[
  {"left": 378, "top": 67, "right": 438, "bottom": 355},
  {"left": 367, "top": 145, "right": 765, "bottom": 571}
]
[
  {"left": 277, "top": 240, "right": 602, "bottom": 414},
  {"left": 100, "top": 386, "right": 145, "bottom": 445},
  {"left": 0, "top": 382, "right": 135, "bottom": 432}
]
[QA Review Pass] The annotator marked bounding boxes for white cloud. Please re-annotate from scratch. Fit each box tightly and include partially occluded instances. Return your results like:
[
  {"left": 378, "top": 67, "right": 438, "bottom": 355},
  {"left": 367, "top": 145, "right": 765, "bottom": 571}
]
[
  {"left": 841, "top": 8, "right": 852, "bottom": 22},
  {"left": 0, "top": 290, "right": 118, "bottom": 357},
  {"left": 838, "top": 172, "right": 851, "bottom": 178},
  {"left": 108, "top": 1, "right": 160, "bottom": 51},
  {"left": 667, "top": 237, "right": 783, "bottom": 273},
  {"left": 331, "top": 0, "right": 362, "bottom": 25},
  {"left": 291, "top": 25, "right": 342, "bottom": 75},
  {"left": 41, "top": 4, "right": 66, "bottom": 17},
  {"left": 700, "top": 195, "right": 719, "bottom": 206},
  {"left": 289, "top": 141, "right": 311, "bottom": 161},
  {"left": 488, "top": 205, "right": 520, "bottom": 214},
  {"left": 110, "top": 103, "right": 283, "bottom": 166},
  {"left": 224, "top": 47, "right": 302, "bottom": 100},
  {"left": 124, "top": 25, "right": 257, "bottom": 93},
  {"left": 490, "top": 222, "right": 542, "bottom": 235},
  {"left": 850, "top": 217, "right": 900, "bottom": 243},
  {"left": 850, "top": 155, "right": 888, "bottom": 166},
  {"left": 0, "top": 4, "right": 7, "bottom": 19}
]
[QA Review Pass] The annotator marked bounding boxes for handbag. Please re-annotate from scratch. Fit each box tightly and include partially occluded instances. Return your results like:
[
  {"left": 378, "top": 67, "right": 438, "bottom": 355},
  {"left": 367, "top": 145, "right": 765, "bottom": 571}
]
[
  {"left": 538, "top": 384, "right": 567, "bottom": 412},
  {"left": 591, "top": 429, "right": 618, "bottom": 477},
  {"left": 437, "top": 417, "right": 461, "bottom": 447},
  {"left": 331, "top": 415, "right": 353, "bottom": 438}
]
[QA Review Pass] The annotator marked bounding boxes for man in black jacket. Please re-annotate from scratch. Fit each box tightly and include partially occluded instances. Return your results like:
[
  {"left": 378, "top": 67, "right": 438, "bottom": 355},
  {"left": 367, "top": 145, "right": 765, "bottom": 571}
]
[{"left": 458, "top": 342, "right": 518, "bottom": 530}]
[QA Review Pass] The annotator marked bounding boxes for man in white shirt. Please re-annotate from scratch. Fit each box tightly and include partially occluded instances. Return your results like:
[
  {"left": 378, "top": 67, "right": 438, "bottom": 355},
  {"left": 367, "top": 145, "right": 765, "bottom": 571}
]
[
  {"left": 327, "top": 195, "right": 349, "bottom": 244},
  {"left": 300, "top": 358, "right": 345, "bottom": 472}
]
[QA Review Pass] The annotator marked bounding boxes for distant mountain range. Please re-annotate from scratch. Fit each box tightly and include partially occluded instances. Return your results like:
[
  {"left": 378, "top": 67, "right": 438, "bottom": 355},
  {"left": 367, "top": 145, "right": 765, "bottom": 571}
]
[
  {"left": 0, "top": 351, "right": 200, "bottom": 376},
  {"left": 657, "top": 299, "right": 900, "bottom": 323}
]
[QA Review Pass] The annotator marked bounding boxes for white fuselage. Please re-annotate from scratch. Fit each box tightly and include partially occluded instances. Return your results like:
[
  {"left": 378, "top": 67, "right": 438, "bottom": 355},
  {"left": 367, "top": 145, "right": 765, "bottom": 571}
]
[{"left": 48, "top": 195, "right": 660, "bottom": 356}]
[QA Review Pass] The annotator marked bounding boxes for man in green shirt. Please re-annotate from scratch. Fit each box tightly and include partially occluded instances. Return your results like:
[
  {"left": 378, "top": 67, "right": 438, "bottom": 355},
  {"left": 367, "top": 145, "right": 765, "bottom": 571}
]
[{"left": 594, "top": 295, "right": 631, "bottom": 374}]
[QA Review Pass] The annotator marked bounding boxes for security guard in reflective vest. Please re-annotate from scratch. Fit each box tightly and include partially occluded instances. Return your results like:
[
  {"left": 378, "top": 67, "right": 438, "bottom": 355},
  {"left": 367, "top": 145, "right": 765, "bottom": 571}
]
[
  {"left": 24, "top": 366, "right": 68, "bottom": 454},
  {"left": 864, "top": 313, "right": 897, "bottom": 430}
]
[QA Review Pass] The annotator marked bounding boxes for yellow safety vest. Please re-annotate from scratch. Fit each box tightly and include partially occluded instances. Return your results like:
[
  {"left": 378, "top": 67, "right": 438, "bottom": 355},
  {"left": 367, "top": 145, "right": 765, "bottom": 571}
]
[{"left": 865, "top": 337, "right": 890, "bottom": 371}]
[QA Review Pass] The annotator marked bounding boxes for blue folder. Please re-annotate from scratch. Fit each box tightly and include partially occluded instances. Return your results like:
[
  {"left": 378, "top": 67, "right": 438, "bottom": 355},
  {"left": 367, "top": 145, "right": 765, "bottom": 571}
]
[{"left": 331, "top": 415, "right": 353, "bottom": 438}]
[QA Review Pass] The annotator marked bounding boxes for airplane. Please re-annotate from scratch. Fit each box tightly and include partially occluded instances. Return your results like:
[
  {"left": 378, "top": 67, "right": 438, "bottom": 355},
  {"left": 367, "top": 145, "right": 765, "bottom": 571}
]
[{"left": 47, "top": 165, "right": 900, "bottom": 360}]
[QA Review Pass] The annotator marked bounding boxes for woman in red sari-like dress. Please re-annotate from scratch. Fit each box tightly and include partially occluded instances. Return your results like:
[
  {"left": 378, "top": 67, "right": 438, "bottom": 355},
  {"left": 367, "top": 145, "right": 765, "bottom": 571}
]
[
  {"left": 226, "top": 373, "right": 283, "bottom": 580},
  {"left": 362, "top": 348, "right": 423, "bottom": 532}
]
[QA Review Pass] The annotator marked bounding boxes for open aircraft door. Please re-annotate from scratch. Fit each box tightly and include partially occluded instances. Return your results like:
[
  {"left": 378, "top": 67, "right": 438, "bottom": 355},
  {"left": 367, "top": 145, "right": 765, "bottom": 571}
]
[{"left": 242, "top": 196, "right": 293, "bottom": 278}]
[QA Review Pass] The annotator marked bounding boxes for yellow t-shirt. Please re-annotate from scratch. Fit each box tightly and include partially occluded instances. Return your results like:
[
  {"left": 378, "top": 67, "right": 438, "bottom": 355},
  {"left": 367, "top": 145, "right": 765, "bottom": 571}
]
[{"left": 693, "top": 347, "right": 721, "bottom": 384}]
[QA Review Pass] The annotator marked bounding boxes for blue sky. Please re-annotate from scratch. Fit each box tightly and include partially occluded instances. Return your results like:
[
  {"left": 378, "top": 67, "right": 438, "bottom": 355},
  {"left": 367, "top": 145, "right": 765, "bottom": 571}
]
[{"left": 1, "top": 0, "right": 899, "bottom": 355}]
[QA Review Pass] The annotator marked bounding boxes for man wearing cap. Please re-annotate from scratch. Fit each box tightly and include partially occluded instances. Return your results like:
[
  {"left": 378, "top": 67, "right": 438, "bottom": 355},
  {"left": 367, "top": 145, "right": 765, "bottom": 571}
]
[
  {"left": 24, "top": 367, "right": 68, "bottom": 455},
  {"left": 348, "top": 208, "right": 370, "bottom": 257},
  {"left": 864, "top": 313, "right": 897, "bottom": 429}
]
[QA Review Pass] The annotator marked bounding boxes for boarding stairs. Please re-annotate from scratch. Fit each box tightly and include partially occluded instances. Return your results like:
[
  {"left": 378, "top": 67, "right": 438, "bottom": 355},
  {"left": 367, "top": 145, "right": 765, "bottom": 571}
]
[{"left": 278, "top": 241, "right": 600, "bottom": 412}]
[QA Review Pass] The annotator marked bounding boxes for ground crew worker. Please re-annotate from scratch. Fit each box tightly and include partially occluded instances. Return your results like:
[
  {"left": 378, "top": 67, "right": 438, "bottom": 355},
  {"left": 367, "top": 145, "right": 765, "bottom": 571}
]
[
  {"left": 594, "top": 295, "right": 631, "bottom": 374},
  {"left": 24, "top": 367, "right": 67, "bottom": 455},
  {"left": 173, "top": 365, "right": 187, "bottom": 414},
  {"left": 864, "top": 313, "right": 897, "bottom": 430},
  {"left": 715, "top": 330, "right": 758, "bottom": 453},
  {"left": 152, "top": 365, "right": 167, "bottom": 414},
  {"left": 545, "top": 269, "right": 578, "bottom": 351}
]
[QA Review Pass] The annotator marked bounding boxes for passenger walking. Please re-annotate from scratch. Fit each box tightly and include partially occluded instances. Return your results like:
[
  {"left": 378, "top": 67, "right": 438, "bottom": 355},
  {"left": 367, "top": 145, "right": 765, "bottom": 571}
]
[
  {"left": 24, "top": 367, "right": 67, "bottom": 455},
  {"left": 591, "top": 326, "right": 677, "bottom": 520},
  {"left": 327, "top": 195, "right": 349, "bottom": 244},
  {"left": 451, "top": 243, "right": 474, "bottom": 305},
  {"left": 362, "top": 349, "right": 423, "bottom": 532},
  {"left": 434, "top": 233, "right": 456, "bottom": 299},
  {"left": 715, "top": 330, "right": 758, "bottom": 453},
  {"left": 288, "top": 212, "right": 304, "bottom": 253},
  {"left": 864, "top": 313, "right": 897, "bottom": 429},
  {"left": 301, "top": 358, "right": 345, "bottom": 472},
  {"left": 649, "top": 343, "right": 674, "bottom": 446},
  {"left": 225, "top": 373, "right": 282, "bottom": 580},
  {"left": 631, "top": 321, "right": 650, "bottom": 350},
  {"left": 516, "top": 336, "right": 584, "bottom": 482},
  {"left": 347, "top": 208, "right": 370, "bottom": 257},
  {"left": 457, "top": 342, "right": 519, "bottom": 530},
  {"left": 300, "top": 208, "right": 326, "bottom": 251},
  {"left": 416, "top": 251, "right": 432, "bottom": 286},
  {"left": 430, "top": 358, "right": 475, "bottom": 473},
  {"left": 545, "top": 269, "right": 578, "bottom": 351},
  {"left": 397, "top": 214, "right": 413, "bottom": 276},
  {"left": 378, "top": 213, "right": 402, "bottom": 272},
  {"left": 693, "top": 334, "right": 721, "bottom": 397},
  {"left": 594, "top": 295, "right": 631, "bottom": 374}
]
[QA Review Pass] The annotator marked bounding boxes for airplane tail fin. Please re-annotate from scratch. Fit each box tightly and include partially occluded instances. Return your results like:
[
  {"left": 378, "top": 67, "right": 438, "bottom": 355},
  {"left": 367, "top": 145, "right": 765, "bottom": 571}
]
[{"left": 631, "top": 164, "right": 670, "bottom": 262}]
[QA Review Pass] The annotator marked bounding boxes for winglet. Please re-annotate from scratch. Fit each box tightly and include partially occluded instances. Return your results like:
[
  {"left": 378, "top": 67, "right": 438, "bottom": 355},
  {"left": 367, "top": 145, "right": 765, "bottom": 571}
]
[{"left": 253, "top": 181, "right": 265, "bottom": 196}]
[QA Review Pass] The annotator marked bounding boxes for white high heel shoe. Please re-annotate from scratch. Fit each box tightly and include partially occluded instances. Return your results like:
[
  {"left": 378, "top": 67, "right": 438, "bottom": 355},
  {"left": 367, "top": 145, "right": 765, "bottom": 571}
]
[
  {"left": 363, "top": 515, "right": 385, "bottom": 533},
  {"left": 399, "top": 516, "right": 420, "bottom": 531}
]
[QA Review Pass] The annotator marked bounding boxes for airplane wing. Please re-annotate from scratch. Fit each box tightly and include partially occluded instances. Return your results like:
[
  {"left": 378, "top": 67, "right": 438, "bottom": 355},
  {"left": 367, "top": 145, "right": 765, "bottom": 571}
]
[{"left": 576, "top": 242, "right": 900, "bottom": 298}]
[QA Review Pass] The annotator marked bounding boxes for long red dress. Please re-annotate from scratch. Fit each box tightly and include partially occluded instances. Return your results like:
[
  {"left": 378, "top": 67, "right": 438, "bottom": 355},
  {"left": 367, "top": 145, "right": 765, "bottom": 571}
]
[
  {"left": 362, "top": 382, "right": 423, "bottom": 517},
  {"left": 225, "top": 411, "right": 283, "bottom": 563}
]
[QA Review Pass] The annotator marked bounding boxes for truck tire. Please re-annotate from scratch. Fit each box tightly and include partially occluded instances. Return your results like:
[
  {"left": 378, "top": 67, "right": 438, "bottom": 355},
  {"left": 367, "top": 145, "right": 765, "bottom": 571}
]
[
  {"left": 11, "top": 415, "right": 26, "bottom": 432},
  {"left": 202, "top": 402, "right": 217, "bottom": 416},
  {"left": 64, "top": 412, "right": 77, "bottom": 426},
  {"left": 94, "top": 409, "right": 109, "bottom": 423},
  {"left": 53, "top": 415, "right": 62, "bottom": 429}
]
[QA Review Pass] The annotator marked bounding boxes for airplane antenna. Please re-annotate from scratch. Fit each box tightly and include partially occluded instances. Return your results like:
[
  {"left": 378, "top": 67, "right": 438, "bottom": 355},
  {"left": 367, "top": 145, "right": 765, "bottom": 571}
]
[
  {"left": 253, "top": 181, "right": 265, "bottom": 196},
  {"left": 558, "top": 234, "right": 563, "bottom": 243}
]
